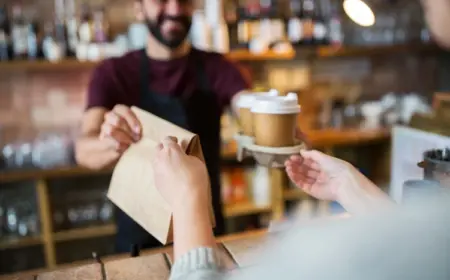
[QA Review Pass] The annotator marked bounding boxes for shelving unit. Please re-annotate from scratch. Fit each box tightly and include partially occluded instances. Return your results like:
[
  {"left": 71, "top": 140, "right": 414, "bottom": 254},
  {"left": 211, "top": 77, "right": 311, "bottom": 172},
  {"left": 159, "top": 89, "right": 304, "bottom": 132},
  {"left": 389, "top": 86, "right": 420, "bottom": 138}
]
[
  {"left": 0, "top": 236, "right": 43, "bottom": 250},
  {"left": 0, "top": 44, "right": 441, "bottom": 72},
  {"left": 316, "top": 43, "right": 442, "bottom": 58}
]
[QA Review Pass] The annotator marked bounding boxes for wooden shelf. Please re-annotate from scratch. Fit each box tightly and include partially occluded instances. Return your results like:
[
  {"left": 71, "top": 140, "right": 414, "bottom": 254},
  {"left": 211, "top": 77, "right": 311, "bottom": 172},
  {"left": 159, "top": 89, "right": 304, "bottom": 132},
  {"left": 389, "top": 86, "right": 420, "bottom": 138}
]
[
  {"left": 227, "top": 50, "right": 295, "bottom": 61},
  {"left": 223, "top": 201, "right": 272, "bottom": 218},
  {"left": 53, "top": 224, "right": 117, "bottom": 243},
  {"left": 307, "top": 128, "right": 391, "bottom": 147},
  {"left": 0, "top": 50, "right": 295, "bottom": 72},
  {"left": 0, "top": 235, "right": 43, "bottom": 250},
  {"left": 0, "top": 59, "right": 97, "bottom": 71},
  {"left": 316, "top": 43, "right": 442, "bottom": 58},
  {"left": 0, "top": 166, "right": 113, "bottom": 184}
]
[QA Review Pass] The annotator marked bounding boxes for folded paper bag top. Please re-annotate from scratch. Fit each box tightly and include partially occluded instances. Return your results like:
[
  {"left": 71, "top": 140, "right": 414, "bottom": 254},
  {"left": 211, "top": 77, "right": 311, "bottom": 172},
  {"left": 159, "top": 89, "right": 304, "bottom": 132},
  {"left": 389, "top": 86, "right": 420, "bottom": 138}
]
[{"left": 107, "top": 106, "right": 216, "bottom": 245}]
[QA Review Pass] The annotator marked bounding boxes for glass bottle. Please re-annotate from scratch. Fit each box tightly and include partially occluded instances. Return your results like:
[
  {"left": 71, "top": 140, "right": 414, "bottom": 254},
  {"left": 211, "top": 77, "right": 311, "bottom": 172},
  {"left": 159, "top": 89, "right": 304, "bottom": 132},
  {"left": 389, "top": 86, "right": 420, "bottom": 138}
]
[
  {"left": 327, "top": 0, "right": 342, "bottom": 46},
  {"left": 65, "top": 0, "right": 78, "bottom": 57},
  {"left": 78, "top": 3, "right": 93, "bottom": 44},
  {"left": 54, "top": 0, "right": 67, "bottom": 57},
  {"left": 0, "top": 5, "right": 10, "bottom": 61},
  {"left": 300, "top": 0, "right": 315, "bottom": 45},
  {"left": 313, "top": 0, "right": 328, "bottom": 45},
  {"left": 11, "top": 3, "right": 28, "bottom": 59},
  {"left": 92, "top": 6, "right": 108, "bottom": 43},
  {"left": 26, "top": 7, "right": 39, "bottom": 60},
  {"left": 288, "top": 0, "right": 303, "bottom": 45}
]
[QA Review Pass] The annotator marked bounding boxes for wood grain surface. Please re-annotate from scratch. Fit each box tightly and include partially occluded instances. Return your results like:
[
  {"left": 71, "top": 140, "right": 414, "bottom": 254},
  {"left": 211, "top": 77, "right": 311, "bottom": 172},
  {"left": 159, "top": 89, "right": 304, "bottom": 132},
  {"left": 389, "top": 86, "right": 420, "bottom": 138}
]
[{"left": 104, "top": 254, "right": 170, "bottom": 280}]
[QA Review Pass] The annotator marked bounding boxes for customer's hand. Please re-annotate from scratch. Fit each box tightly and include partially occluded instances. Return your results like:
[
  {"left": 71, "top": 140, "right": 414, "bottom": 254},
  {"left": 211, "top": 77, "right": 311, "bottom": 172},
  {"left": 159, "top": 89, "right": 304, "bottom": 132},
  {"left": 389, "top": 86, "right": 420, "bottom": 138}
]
[
  {"left": 152, "top": 137, "right": 210, "bottom": 208},
  {"left": 285, "top": 150, "right": 349, "bottom": 201},
  {"left": 99, "top": 105, "right": 142, "bottom": 153},
  {"left": 285, "top": 150, "right": 391, "bottom": 214}
]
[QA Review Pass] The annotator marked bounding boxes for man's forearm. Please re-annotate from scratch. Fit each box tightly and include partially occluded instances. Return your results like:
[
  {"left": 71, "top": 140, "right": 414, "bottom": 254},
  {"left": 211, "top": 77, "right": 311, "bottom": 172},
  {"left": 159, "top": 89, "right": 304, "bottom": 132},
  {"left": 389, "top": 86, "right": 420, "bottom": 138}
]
[
  {"left": 173, "top": 197, "right": 216, "bottom": 260},
  {"left": 75, "top": 136, "right": 119, "bottom": 170}
]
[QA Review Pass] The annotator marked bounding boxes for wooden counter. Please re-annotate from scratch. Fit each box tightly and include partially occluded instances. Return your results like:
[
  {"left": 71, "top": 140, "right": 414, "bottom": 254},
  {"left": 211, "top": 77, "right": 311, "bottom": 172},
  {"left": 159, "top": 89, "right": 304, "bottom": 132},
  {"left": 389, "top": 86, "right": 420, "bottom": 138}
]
[{"left": 0, "top": 229, "right": 268, "bottom": 280}]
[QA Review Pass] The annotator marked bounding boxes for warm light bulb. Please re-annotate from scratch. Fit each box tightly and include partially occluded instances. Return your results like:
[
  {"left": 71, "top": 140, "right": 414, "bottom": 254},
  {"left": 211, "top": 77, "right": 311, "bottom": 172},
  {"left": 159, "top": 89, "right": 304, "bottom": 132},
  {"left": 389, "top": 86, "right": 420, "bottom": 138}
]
[{"left": 343, "top": 0, "right": 376, "bottom": 27}]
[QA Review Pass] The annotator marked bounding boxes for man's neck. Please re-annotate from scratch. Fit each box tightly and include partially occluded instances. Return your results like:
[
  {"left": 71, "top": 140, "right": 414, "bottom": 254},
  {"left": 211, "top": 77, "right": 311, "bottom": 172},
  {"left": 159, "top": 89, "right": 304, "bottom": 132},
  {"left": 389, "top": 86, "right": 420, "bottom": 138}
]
[{"left": 145, "top": 34, "right": 191, "bottom": 60}]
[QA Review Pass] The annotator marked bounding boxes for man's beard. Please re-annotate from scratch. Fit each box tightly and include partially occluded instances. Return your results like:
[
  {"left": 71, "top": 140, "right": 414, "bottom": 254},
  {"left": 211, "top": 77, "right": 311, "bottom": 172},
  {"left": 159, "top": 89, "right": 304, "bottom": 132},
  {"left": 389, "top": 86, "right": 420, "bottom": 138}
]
[{"left": 145, "top": 14, "right": 192, "bottom": 49}]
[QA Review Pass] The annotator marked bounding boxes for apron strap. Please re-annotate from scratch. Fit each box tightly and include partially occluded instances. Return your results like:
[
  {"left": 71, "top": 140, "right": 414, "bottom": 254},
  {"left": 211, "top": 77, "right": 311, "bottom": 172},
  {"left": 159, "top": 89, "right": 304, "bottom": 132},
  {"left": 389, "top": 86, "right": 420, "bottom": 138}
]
[
  {"left": 191, "top": 49, "right": 211, "bottom": 93},
  {"left": 140, "top": 49, "right": 150, "bottom": 98}
]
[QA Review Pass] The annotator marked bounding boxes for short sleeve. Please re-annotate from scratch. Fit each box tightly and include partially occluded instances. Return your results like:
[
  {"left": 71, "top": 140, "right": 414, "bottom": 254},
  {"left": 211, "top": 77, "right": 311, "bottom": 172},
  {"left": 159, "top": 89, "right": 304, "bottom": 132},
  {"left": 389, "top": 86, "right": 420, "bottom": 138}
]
[
  {"left": 86, "top": 59, "right": 118, "bottom": 110},
  {"left": 209, "top": 55, "right": 252, "bottom": 107}
]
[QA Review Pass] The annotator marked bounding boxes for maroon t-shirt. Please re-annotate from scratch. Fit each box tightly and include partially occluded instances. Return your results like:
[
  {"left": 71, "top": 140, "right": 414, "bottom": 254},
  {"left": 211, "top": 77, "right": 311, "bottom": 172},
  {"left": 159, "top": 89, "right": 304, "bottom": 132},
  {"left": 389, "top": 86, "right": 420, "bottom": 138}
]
[{"left": 86, "top": 48, "right": 251, "bottom": 111}]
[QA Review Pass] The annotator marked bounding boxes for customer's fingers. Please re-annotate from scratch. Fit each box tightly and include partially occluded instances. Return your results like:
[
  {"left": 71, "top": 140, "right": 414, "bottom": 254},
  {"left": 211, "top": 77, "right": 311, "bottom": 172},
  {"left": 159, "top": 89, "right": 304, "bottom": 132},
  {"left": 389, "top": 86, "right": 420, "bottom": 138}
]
[
  {"left": 156, "top": 142, "right": 163, "bottom": 151},
  {"left": 300, "top": 150, "right": 330, "bottom": 166},
  {"left": 162, "top": 136, "right": 182, "bottom": 152},
  {"left": 286, "top": 159, "right": 320, "bottom": 176}
]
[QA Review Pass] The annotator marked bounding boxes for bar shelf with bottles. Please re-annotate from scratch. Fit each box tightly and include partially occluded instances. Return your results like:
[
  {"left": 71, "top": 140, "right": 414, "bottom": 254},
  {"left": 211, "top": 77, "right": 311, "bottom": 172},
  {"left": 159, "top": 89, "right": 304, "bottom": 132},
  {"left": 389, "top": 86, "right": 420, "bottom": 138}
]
[{"left": 0, "top": 0, "right": 441, "bottom": 71}]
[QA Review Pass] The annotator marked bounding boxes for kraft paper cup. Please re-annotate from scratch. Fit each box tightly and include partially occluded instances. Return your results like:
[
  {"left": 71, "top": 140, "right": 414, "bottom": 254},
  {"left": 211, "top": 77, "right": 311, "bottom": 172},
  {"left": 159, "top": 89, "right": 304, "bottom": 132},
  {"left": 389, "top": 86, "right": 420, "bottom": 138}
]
[
  {"left": 251, "top": 93, "right": 301, "bottom": 147},
  {"left": 236, "top": 90, "right": 279, "bottom": 137}
]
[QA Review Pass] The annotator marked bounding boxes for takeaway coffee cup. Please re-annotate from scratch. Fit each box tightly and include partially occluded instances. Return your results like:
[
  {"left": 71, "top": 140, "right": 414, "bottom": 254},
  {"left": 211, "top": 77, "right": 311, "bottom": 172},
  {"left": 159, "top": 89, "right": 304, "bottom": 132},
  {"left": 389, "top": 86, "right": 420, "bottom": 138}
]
[
  {"left": 236, "top": 90, "right": 279, "bottom": 136},
  {"left": 251, "top": 93, "right": 301, "bottom": 147}
]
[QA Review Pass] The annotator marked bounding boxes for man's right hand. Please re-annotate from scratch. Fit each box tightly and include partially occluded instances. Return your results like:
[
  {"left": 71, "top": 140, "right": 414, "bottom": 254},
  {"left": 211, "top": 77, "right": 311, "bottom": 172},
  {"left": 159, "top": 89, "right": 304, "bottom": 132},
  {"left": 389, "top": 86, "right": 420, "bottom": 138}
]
[{"left": 99, "top": 105, "right": 142, "bottom": 154}]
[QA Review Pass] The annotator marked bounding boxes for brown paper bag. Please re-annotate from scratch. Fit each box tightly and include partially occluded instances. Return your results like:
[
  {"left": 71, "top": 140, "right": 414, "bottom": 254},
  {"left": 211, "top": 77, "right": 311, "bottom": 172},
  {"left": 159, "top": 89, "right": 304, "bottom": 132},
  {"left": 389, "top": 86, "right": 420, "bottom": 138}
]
[{"left": 107, "top": 106, "right": 216, "bottom": 244}]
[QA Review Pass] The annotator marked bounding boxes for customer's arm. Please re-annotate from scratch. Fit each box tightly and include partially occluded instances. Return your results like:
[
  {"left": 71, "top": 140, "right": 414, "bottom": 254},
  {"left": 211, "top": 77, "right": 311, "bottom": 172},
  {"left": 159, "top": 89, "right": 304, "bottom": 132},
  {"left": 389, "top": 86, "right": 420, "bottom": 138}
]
[
  {"left": 169, "top": 198, "right": 224, "bottom": 280},
  {"left": 286, "top": 150, "right": 394, "bottom": 215},
  {"left": 151, "top": 138, "right": 226, "bottom": 280}
]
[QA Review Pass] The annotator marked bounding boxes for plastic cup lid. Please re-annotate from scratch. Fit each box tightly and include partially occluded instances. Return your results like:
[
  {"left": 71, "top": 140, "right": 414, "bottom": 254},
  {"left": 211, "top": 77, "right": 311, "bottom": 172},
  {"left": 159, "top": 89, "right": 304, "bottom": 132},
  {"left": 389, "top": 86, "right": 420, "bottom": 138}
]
[
  {"left": 236, "top": 89, "right": 280, "bottom": 108},
  {"left": 251, "top": 93, "right": 301, "bottom": 114}
]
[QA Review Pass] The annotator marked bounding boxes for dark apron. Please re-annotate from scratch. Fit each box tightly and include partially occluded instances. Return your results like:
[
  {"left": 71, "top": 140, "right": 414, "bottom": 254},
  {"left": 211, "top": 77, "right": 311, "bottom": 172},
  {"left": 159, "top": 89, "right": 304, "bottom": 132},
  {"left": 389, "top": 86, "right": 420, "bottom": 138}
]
[{"left": 114, "top": 49, "right": 225, "bottom": 253}]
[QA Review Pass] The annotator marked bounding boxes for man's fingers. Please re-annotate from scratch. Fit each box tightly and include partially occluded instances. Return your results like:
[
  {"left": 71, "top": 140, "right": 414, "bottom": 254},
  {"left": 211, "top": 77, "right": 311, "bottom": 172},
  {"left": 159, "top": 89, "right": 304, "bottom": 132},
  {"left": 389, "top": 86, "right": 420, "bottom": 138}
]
[
  {"left": 104, "top": 112, "right": 137, "bottom": 140},
  {"left": 101, "top": 123, "right": 134, "bottom": 146},
  {"left": 112, "top": 105, "right": 142, "bottom": 136}
]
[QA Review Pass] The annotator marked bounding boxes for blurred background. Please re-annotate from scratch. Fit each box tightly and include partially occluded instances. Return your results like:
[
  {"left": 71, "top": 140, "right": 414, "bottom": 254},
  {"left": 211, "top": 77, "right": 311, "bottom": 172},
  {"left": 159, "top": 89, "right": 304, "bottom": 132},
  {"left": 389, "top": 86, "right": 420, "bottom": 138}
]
[{"left": 0, "top": 0, "right": 449, "bottom": 275}]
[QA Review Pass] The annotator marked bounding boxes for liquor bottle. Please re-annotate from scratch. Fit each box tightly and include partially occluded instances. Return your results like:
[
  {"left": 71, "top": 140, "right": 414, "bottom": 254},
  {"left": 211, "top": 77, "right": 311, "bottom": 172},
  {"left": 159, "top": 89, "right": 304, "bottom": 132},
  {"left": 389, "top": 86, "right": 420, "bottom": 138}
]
[
  {"left": 78, "top": 3, "right": 93, "bottom": 44},
  {"left": 237, "top": 6, "right": 252, "bottom": 48},
  {"left": 54, "top": 0, "right": 67, "bottom": 57},
  {"left": 0, "top": 5, "right": 10, "bottom": 61},
  {"left": 327, "top": 0, "right": 343, "bottom": 46},
  {"left": 288, "top": 0, "right": 303, "bottom": 45},
  {"left": 65, "top": 0, "right": 78, "bottom": 56},
  {"left": 26, "top": 7, "right": 39, "bottom": 60},
  {"left": 224, "top": 0, "right": 239, "bottom": 50},
  {"left": 300, "top": 0, "right": 315, "bottom": 45},
  {"left": 313, "top": 0, "right": 328, "bottom": 45},
  {"left": 92, "top": 6, "right": 108, "bottom": 43},
  {"left": 42, "top": 22, "right": 55, "bottom": 60},
  {"left": 11, "top": 3, "right": 28, "bottom": 59}
]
